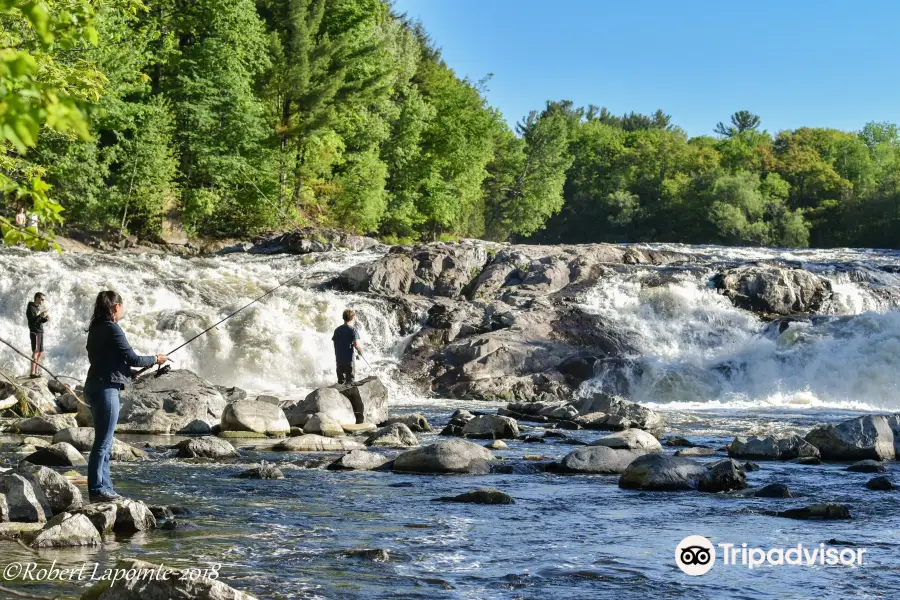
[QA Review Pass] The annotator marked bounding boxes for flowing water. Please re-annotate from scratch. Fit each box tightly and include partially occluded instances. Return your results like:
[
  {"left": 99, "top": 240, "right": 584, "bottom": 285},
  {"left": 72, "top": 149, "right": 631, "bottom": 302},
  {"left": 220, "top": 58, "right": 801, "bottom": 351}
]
[{"left": 0, "top": 244, "right": 898, "bottom": 599}]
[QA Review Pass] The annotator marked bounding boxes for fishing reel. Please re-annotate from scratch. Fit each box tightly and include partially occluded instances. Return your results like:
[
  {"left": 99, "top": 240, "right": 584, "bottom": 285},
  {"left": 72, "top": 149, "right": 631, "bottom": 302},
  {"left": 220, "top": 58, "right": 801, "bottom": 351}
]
[{"left": 153, "top": 364, "right": 172, "bottom": 378}]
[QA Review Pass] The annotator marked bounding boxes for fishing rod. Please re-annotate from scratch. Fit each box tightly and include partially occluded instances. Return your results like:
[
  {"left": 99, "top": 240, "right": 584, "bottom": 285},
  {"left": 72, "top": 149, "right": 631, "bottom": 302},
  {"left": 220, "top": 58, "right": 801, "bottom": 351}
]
[{"left": 131, "top": 271, "right": 305, "bottom": 379}]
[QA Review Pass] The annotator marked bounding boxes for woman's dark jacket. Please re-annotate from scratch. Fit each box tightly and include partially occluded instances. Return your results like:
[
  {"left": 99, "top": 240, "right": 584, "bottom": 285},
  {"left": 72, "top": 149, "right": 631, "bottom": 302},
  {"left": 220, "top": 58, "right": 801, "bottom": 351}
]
[{"left": 86, "top": 320, "right": 155, "bottom": 387}]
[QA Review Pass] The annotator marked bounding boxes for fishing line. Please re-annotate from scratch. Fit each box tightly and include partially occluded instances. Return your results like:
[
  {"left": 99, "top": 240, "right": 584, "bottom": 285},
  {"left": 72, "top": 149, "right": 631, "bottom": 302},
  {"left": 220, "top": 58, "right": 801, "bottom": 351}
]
[{"left": 131, "top": 270, "right": 305, "bottom": 378}]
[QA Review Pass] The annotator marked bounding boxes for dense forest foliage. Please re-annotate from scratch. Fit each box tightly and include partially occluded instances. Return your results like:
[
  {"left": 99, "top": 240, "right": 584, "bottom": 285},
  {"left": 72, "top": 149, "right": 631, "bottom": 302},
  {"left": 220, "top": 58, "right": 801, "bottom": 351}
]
[{"left": 3, "top": 1, "right": 900, "bottom": 249}]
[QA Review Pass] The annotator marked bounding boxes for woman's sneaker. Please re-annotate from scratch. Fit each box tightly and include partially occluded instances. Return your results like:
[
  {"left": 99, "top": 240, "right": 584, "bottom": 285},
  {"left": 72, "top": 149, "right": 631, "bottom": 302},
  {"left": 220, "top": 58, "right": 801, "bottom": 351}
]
[{"left": 89, "top": 492, "right": 121, "bottom": 503}]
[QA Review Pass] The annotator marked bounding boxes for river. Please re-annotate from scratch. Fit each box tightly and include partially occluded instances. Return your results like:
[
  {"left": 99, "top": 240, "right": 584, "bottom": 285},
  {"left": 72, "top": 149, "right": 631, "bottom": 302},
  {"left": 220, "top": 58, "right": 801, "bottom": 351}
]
[{"left": 0, "top": 243, "right": 898, "bottom": 599}]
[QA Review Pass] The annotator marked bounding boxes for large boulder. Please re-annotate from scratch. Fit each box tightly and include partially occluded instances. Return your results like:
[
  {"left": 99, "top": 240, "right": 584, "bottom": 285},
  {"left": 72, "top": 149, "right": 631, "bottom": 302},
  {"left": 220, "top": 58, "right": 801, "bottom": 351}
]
[
  {"left": 31, "top": 512, "right": 100, "bottom": 548},
  {"left": 24, "top": 442, "right": 87, "bottom": 467},
  {"left": 53, "top": 428, "right": 149, "bottom": 462},
  {"left": 569, "top": 394, "right": 665, "bottom": 435},
  {"left": 220, "top": 399, "right": 290, "bottom": 436},
  {"left": 81, "top": 370, "right": 227, "bottom": 434},
  {"left": 366, "top": 423, "right": 419, "bottom": 448},
  {"left": 337, "top": 377, "right": 389, "bottom": 425},
  {"left": 283, "top": 388, "right": 356, "bottom": 428},
  {"left": 461, "top": 415, "right": 520, "bottom": 440},
  {"left": 78, "top": 558, "right": 258, "bottom": 600},
  {"left": 302, "top": 413, "right": 344, "bottom": 438},
  {"left": 328, "top": 450, "right": 392, "bottom": 471},
  {"left": 16, "top": 414, "right": 78, "bottom": 434},
  {"left": 555, "top": 446, "right": 648, "bottom": 475},
  {"left": 728, "top": 434, "right": 820, "bottom": 461},
  {"left": 1, "top": 473, "right": 49, "bottom": 522},
  {"left": 272, "top": 435, "right": 364, "bottom": 452},
  {"left": 175, "top": 437, "right": 238, "bottom": 459},
  {"left": 805, "top": 415, "right": 898, "bottom": 461},
  {"left": 393, "top": 439, "right": 495, "bottom": 475},
  {"left": 714, "top": 266, "right": 832, "bottom": 315},
  {"left": 15, "top": 464, "right": 82, "bottom": 514},
  {"left": 589, "top": 429, "right": 663, "bottom": 453},
  {"left": 618, "top": 455, "right": 709, "bottom": 491}
]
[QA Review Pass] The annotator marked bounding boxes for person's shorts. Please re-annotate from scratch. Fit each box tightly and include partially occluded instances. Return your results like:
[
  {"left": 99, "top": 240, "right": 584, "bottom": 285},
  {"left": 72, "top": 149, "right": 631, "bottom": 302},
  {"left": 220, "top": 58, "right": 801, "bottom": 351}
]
[{"left": 30, "top": 332, "right": 44, "bottom": 353}]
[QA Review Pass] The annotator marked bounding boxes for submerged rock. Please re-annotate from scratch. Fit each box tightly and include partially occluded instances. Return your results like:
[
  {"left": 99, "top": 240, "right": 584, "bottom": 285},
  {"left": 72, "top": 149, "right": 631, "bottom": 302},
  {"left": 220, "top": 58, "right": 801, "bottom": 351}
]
[
  {"left": 220, "top": 399, "right": 290, "bottom": 436},
  {"left": 393, "top": 439, "right": 495, "bottom": 475},
  {"left": 846, "top": 459, "right": 885, "bottom": 473},
  {"left": 728, "top": 435, "right": 820, "bottom": 461},
  {"left": 433, "top": 488, "right": 515, "bottom": 504},
  {"left": 78, "top": 558, "right": 258, "bottom": 599},
  {"left": 805, "top": 414, "right": 898, "bottom": 461},
  {"left": 772, "top": 504, "right": 852, "bottom": 520},
  {"left": 175, "top": 437, "right": 238, "bottom": 459},
  {"left": 754, "top": 483, "right": 794, "bottom": 498},
  {"left": 236, "top": 464, "right": 285, "bottom": 480},
  {"left": 865, "top": 476, "right": 895, "bottom": 491}
]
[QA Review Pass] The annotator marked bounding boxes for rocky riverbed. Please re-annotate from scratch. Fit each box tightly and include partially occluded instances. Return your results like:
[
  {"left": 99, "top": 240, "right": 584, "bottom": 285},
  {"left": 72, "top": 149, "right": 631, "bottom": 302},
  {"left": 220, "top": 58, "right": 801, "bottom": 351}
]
[{"left": 1, "top": 235, "right": 899, "bottom": 598}]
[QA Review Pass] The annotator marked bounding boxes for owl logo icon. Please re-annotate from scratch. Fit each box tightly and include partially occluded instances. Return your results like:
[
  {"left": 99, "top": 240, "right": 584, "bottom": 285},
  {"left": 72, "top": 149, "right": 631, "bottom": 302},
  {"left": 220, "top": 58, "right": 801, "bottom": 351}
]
[{"left": 676, "top": 536, "right": 716, "bottom": 575}]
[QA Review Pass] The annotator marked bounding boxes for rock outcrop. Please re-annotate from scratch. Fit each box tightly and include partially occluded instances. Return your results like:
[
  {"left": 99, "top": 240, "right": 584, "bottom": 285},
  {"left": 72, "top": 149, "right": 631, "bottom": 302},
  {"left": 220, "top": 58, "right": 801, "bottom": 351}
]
[
  {"left": 805, "top": 414, "right": 898, "bottom": 461},
  {"left": 79, "top": 370, "right": 226, "bottom": 435}
]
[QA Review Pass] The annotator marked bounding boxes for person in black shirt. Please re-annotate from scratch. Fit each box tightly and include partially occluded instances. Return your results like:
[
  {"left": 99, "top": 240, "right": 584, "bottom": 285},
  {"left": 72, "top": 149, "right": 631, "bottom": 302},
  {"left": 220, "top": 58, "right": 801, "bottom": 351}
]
[
  {"left": 26, "top": 292, "right": 49, "bottom": 378},
  {"left": 332, "top": 309, "right": 364, "bottom": 384},
  {"left": 84, "top": 291, "right": 168, "bottom": 502}
]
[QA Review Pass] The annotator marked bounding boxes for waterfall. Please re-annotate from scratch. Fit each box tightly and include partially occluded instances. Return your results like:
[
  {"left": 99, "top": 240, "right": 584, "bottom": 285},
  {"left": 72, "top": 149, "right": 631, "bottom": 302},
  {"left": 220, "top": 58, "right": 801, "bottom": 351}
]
[
  {"left": 578, "top": 244, "right": 900, "bottom": 411},
  {"left": 0, "top": 247, "right": 415, "bottom": 400}
]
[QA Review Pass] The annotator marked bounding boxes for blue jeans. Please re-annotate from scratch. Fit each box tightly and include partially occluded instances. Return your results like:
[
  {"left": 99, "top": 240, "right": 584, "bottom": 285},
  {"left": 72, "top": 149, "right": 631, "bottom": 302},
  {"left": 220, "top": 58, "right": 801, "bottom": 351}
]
[{"left": 84, "top": 381, "right": 121, "bottom": 496}]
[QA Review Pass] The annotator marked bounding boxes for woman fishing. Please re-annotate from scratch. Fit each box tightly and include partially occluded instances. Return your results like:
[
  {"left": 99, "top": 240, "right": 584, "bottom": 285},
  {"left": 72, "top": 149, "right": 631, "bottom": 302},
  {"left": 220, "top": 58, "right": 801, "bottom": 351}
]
[{"left": 84, "top": 291, "right": 168, "bottom": 502}]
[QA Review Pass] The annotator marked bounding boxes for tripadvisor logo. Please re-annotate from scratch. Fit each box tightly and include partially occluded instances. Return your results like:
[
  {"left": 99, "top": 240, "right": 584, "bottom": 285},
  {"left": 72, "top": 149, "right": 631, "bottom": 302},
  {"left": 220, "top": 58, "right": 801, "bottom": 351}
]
[
  {"left": 675, "top": 536, "right": 868, "bottom": 574},
  {"left": 676, "top": 535, "right": 716, "bottom": 575}
]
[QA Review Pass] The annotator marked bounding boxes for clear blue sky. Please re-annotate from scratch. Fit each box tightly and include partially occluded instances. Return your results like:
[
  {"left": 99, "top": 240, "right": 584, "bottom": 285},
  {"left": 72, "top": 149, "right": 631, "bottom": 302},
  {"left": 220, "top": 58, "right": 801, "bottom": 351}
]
[{"left": 391, "top": 0, "right": 900, "bottom": 137}]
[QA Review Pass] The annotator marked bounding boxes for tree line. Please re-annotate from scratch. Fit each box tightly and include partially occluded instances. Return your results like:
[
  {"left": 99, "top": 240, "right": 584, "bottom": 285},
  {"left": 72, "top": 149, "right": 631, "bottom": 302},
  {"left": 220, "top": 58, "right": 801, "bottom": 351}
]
[{"left": 3, "top": 1, "right": 900, "bottom": 250}]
